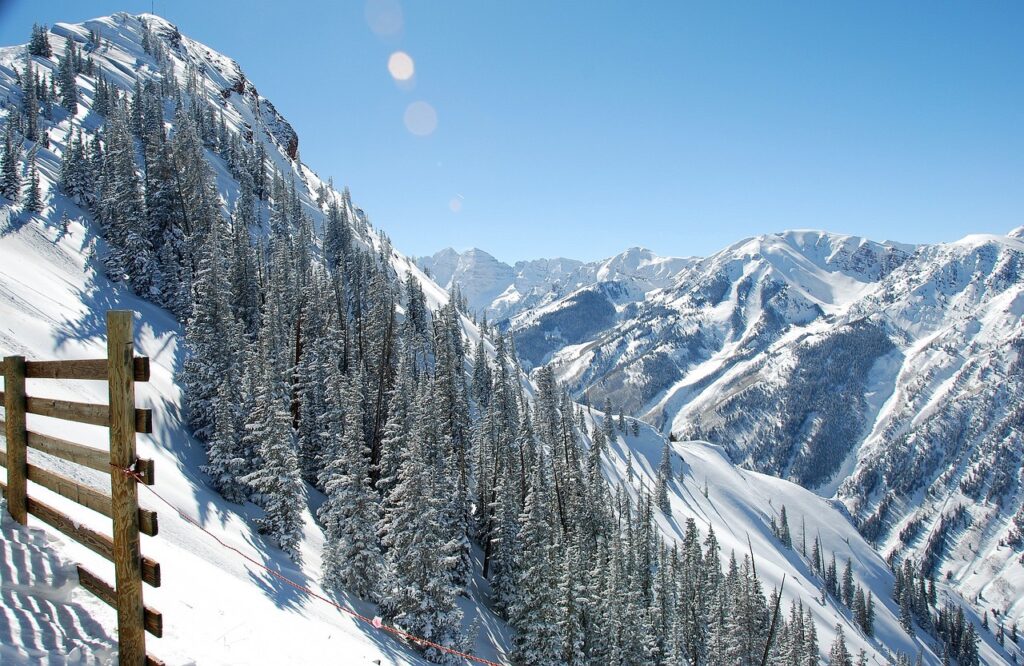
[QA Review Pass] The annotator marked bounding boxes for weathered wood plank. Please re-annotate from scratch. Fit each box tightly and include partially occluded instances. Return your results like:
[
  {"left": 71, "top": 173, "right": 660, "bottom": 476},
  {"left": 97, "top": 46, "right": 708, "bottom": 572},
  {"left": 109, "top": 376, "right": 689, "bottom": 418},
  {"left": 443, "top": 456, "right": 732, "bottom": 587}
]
[
  {"left": 24, "top": 357, "right": 150, "bottom": 382},
  {"left": 27, "top": 462, "right": 110, "bottom": 518},
  {"left": 26, "top": 429, "right": 155, "bottom": 485},
  {"left": 4, "top": 356, "right": 27, "bottom": 525},
  {"left": 76, "top": 565, "right": 163, "bottom": 638},
  {"left": 25, "top": 429, "right": 108, "bottom": 471},
  {"left": 108, "top": 310, "right": 147, "bottom": 665},
  {"left": 135, "top": 408, "right": 152, "bottom": 434},
  {"left": 15, "top": 491, "right": 161, "bottom": 587},
  {"left": 25, "top": 396, "right": 107, "bottom": 425},
  {"left": 23, "top": 396, "right": 152, "bottom": 434},
  {"left": 25, "top": 462, "right": 158, "bottom": 536}
]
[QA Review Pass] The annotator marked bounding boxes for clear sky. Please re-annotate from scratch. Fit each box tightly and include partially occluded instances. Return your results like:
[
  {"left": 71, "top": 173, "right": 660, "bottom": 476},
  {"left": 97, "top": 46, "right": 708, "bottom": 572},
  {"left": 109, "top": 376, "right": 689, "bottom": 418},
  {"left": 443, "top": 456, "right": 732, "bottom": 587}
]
[{"left": 1, "top": 1, "right": 1022, "bottom": 263}]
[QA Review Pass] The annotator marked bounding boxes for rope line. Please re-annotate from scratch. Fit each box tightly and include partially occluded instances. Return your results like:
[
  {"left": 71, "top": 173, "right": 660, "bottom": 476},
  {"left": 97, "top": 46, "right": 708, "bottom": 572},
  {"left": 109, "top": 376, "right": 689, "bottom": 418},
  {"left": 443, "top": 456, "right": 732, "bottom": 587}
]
[{"left": 112, "top": 463, "right": 503, "bottom": 666}]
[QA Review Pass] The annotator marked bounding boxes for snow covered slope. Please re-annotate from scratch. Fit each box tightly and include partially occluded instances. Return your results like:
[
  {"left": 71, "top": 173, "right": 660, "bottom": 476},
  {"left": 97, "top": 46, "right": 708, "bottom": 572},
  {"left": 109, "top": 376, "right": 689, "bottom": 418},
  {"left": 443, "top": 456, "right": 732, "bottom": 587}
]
[
  {"left": 0, "top": 13, "right": 506, "bottom": 665},
  {"left": 587, "top": 413, "right": 1012, "bottom": 665},
  {"left": 0, "top": 196, "right": 521, "bottom": 665}
]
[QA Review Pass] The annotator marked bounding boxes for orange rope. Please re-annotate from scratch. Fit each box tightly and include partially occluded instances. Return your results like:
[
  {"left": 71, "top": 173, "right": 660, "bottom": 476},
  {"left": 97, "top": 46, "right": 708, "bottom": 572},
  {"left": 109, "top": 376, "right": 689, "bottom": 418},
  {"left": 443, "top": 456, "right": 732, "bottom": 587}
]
[{"left": 112, "top": 464, "right": 503, "bottom": 666}]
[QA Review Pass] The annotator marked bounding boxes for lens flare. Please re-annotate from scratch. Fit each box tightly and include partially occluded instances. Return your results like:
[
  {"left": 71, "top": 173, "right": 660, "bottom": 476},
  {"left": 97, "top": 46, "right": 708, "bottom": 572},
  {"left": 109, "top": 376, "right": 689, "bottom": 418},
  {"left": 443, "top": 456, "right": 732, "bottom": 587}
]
[
  {"left": 404, "top": 101, "right": 437, "bottom": 136},
  {"left": 388, "top": 51, "right": 415, "bottom": 81},
  {"left": 449, "top": 195, "right": 464, "bottom": 213}
]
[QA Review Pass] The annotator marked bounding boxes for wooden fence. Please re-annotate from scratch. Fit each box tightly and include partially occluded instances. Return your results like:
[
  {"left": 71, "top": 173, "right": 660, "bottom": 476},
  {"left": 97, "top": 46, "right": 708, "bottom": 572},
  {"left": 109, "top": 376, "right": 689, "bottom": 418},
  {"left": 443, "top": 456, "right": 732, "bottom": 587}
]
[{"left": 0, "top": 310, "right": 163, "bottom": 666}]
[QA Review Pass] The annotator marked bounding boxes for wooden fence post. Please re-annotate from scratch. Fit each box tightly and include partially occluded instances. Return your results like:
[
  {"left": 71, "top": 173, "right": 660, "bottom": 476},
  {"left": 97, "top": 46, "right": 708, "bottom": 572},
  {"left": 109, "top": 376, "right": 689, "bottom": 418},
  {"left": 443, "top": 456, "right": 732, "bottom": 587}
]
[
  {"left": 107, "top": 311, "right": 145, "bottom": 665},
  {"left": 4, "top": 355, "right": 27, "bottom": 525}
]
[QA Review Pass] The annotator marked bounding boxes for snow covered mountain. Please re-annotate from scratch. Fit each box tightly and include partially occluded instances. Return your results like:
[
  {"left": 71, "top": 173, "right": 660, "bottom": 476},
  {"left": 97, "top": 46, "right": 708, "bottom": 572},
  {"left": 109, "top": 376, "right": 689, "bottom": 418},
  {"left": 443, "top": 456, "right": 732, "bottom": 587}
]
[
  {"left": 0, "top": 13, "right": 495, "bottom": 665},
  {"left": 418, "top": 247, "right": 522, "bottom": 315},
  {"left": 487, "top": 228, "right": 1024, "bottom": 634},
  {"left": 0, "top": 12, "right": 1015, "bottom": 665},
  {"left": 418, "top": 246, "right": 694, "bottom": 322}
]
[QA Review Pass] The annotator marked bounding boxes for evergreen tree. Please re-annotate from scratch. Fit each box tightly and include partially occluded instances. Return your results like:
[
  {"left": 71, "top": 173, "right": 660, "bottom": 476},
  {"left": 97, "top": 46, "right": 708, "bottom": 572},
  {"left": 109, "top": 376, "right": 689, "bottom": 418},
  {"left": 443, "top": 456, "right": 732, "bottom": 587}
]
[
  {"left": 60, "top": 127, "right": 90, "bottom": 202},
  {"left": 1, "top": 121, "right": 22, "bottom": 201},
  {"left": 900, "top": 586, "right": 914, "bottom": 633},
  {"left": 853, "top": 585, "right": 868, "bottom": 634},
  {"left": 841, "top": 557, "right": 854, "bottom": 608},
  {"left": 471, "top": 337, "right": 492, "bottom": 412},
  {"left": 778, "top": 505, "right": 792, "bottom": 548},
  {"left": 203, "top": 367, "right": 250, "bottom": 502},
  {"left": 375, "top": 351, "right": 412, "bottom": 501},
  {"left": 804, "top": 608, "right": 818, "bottom": 666},
  {"left": 865, "top": 591, "right": 875, "bottom": 637},
  {"left": 557, "top": 537, "right": 586, "bottom": 665},
  {"left": 602, "top": 398, "right": 615, "bottom": 444},
  {"left": 22, "top": 57, "right": 41, "bottom": 143},
  {"left": 829, "top": 624, "right": 852, "bottom": 666},
  {"left": 320, "top": 369, "right": 381, "bottom": 600},
  {"left": 149, "top": 135, "right": 193, "bottom": 317},
  {"left": 181, "top": 218, "right": 237, "bottom": 440},
  {"left": 98, "top": 104, "right": 155, "bottom": 293},
  {"left": 510, "top": 457, "right": 561, "bottom": 665},
  {"left": 826, "top": 552, "right": 838, "bottom": 598},
  {"left": 58, "top": 38, "right": 78, "bottom": 115},
  {"left": 28, "top": 24, "right": 52, "bottom": 57},
  {"left": 58, "top": 210, "right": 71, "bottom": 236},
  {"left": 239, "top": 339, "right": 305, "bottom": 560},
  {"left": 654, "top": 440, "right": 672, "bottom": 513},
  {"left": 24, "top": 154, "right": 42, "bottom": 212},
  {"left": 93, "top": 74, "right": 111, "bottom": 117},
  {"left": 378, "top": 382, "right": 464, "bottom": 663}
]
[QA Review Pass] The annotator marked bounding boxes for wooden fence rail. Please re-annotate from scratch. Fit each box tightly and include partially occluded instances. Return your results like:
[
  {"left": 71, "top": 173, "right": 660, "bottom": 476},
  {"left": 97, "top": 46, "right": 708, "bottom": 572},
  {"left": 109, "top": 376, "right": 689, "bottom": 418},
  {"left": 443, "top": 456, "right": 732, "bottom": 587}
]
[{"left": 0, "top": 311, "right": 162, "bottom": 666}]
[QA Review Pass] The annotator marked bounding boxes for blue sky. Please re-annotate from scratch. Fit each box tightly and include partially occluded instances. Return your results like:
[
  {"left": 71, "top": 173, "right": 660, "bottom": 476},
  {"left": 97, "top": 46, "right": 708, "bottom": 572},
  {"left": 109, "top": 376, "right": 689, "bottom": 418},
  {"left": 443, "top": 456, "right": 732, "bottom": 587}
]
[{"left": 1, "top": 1, "right": 1021, "bottom": 262}]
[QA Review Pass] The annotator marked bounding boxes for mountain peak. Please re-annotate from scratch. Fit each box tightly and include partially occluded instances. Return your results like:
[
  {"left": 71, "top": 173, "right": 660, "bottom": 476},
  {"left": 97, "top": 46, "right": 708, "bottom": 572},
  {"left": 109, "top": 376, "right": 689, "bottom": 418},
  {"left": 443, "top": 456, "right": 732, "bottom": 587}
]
[{"left": 460, "top": 247, "right": 500, "bottom": 261}]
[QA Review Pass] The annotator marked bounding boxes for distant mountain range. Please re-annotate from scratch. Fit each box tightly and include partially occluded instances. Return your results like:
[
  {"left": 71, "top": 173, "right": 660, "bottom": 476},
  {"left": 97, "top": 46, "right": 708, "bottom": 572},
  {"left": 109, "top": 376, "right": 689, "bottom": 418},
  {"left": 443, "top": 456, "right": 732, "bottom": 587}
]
[
  {"left": 417, "top": 245, "right": 694, "bottom": 321},
  {"left": 434, "top": 227, "right": 1024, "bottom": 624}
]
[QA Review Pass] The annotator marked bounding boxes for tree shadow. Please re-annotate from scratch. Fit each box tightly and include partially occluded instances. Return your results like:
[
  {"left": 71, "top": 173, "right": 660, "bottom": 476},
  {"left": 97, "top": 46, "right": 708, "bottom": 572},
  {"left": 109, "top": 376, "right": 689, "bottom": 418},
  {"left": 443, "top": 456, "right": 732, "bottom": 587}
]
[
  {"left": 0, "top": 205, "right": 30, "bottom": 238},
  {"left": 240, "top": 526, "right": 310, "bottom": 613}
]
